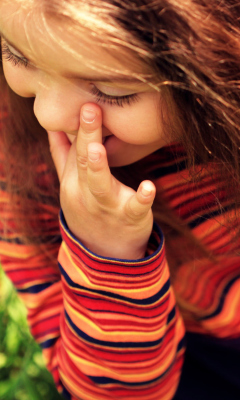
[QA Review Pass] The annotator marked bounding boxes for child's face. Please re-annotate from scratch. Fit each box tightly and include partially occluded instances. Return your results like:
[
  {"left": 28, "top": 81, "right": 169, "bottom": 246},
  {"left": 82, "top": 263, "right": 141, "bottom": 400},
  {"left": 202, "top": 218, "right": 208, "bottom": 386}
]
[{"left": 0, "top": 2, "right": 174, "bottom": 167}]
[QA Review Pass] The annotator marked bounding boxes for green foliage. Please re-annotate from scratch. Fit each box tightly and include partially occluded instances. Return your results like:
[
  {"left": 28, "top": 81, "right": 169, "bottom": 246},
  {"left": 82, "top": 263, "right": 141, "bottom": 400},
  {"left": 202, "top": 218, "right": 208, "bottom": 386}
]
[{"left": 0, "top": 267, "right": 64, "bottom": 400}]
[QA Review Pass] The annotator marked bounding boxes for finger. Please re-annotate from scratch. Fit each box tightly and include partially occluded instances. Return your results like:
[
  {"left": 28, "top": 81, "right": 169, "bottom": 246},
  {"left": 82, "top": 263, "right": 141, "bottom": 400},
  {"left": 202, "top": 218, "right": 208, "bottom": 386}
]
[
  {"left": 47, "top": 130, "right": 71, "bottom": 180},
  {"left": 76, "top": 103, "right": 103, "bottom": 180},
  {"left": 87, "top": 142, "right": 113, "bottom": 202},
  {"left": 125, "top": 181, "right": 156, "bottom": 220}
]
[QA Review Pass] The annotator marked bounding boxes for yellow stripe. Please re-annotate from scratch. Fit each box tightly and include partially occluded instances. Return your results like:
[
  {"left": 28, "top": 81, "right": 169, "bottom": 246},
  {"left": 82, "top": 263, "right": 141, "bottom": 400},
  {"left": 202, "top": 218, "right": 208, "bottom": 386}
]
[
  {"left": 59, "top": 370, "right": 106, "bottom": 400},
  {"left": 0, "top": 248, "right": 38, "bottom": 258},
  {"left": 65, "top": 300, "right": 171, "bottom": 341},
  {"left": 66, "top": 343, "right": 178, "bottom": 382},
  {"left": 61, "top": 241, "right": 168, "bottom": 298}
]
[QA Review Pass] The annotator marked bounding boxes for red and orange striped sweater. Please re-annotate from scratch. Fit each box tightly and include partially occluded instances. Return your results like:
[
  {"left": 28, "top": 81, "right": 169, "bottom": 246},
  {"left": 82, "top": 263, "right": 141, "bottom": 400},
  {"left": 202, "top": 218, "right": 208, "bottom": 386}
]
[{"left": 1, "top": 136, "right": 240, "bottom": 399}]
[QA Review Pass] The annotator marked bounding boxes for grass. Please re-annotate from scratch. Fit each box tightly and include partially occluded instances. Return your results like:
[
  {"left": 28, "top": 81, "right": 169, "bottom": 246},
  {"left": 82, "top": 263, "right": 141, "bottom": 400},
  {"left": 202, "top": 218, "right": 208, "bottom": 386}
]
[{"left": 0, "top": 266, "right": 64, "bottom": 400}]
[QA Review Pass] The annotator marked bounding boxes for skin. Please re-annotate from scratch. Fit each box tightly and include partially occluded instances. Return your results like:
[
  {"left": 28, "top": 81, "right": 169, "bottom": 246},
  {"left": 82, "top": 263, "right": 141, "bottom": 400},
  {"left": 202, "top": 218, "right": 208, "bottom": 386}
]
[{"left": 0, "top": 2, "right": 175, "bottom": 259}]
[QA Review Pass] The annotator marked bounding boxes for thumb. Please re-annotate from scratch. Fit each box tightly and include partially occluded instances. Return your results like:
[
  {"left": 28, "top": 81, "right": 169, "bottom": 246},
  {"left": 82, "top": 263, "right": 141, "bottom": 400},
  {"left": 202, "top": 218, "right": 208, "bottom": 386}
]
[{"left": 47, "top": 130, "right": 71, "bottom": 180}]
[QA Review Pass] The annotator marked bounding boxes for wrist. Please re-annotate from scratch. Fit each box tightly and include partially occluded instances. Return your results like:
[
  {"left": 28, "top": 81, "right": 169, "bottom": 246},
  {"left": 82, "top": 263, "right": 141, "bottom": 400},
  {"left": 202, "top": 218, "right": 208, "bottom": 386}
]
[{"left": 80, "top": 239, "right": 148, "bottom": 260}]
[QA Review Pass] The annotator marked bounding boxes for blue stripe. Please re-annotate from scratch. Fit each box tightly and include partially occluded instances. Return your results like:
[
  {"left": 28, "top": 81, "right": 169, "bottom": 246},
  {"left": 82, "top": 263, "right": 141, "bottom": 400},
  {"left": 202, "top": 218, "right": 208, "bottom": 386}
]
[
  {"left": 61, "top": 385, "right": 72, "bottom": 400},
  {"left": 39, "top": 337, "right": 58, "bottom": 349},
  {"left": 17, "top": 282, "right": 56, "bottom": 294},
  {"left": 189, "top": 205, "right": 234, "bottom": 229},
  {"left": 65, "top": 309, "right": 176, "bottom": 349},
  {"left": 59, "top": 262, "right": 170, "bottom": 306},
  {"left": 88, "top": 337, "right": 185, "bottom": 386},
  {"left": 149, "top": 160, "right": 187, "bottom": 179},
  {"left": 68, "top": 292, "right": 169, "bottom": 316},
  {"left": 199, "top": 274, "right": 240, "bottom": 320}
]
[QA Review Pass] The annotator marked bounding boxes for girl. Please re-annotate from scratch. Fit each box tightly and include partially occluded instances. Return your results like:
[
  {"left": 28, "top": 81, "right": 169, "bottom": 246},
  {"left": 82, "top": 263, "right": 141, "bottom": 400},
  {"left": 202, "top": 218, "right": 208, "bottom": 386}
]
[{"left": 0, "top": 0, "right": 240, "bottom": 399}]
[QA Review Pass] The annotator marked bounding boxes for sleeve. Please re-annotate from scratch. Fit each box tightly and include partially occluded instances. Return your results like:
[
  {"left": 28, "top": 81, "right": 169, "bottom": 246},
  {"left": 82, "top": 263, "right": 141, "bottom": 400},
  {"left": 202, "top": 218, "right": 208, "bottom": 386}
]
[
  {"left": 0, "top": 190, "right": 186, "bottom": 400},
  {"left": 54, "top": 211, "right": 185, "bottom": 400}
]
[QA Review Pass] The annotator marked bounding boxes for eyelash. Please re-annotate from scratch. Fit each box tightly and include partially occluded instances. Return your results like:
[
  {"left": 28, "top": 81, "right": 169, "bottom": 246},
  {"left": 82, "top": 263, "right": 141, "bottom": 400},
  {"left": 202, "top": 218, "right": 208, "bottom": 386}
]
[
  {"left": 89, "top": 85, "right": 139, "bottom": 107},
  {"left": 1, "top": 41, "right": 139, "bottom": 108},
  {"left": 1, "top": 42, "right": 29, "bottom": 68}
]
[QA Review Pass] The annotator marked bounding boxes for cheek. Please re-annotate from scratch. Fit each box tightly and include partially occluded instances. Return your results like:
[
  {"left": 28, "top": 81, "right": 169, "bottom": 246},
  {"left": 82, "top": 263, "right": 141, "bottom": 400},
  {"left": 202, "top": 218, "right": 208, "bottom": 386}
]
[
  {"left": 102, "top": 94, "right": 164, "bottom": 145},
  {"left": 2, "top": 62, "right": 34, "bottom": 97}
]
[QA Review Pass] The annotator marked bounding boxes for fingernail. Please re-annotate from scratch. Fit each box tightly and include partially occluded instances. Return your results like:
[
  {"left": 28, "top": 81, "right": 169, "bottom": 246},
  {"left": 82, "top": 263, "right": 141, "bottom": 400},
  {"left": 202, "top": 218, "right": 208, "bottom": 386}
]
[
  {"left": 88, "top": 150, "right": 100, "bottom": 162},
  {"left": 82, "top": 108, "right": 96, "bottom": 123},
  {"left": 141, "top": 185, "right": 152, "bottom": 196}
]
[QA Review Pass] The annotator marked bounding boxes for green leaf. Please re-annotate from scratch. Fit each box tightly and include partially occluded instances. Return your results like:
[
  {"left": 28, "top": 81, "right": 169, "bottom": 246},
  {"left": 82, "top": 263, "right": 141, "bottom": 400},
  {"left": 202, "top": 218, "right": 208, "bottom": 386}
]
[{"left": 22, "top": 374, "right": 42, "bottom": 400}]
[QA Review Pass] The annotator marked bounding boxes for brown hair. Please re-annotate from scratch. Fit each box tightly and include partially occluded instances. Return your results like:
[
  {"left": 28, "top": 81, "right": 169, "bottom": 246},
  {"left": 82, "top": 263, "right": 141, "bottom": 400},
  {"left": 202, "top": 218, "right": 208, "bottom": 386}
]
[{"left": 1, "top": 0, "right": 240, "bottom": 259}]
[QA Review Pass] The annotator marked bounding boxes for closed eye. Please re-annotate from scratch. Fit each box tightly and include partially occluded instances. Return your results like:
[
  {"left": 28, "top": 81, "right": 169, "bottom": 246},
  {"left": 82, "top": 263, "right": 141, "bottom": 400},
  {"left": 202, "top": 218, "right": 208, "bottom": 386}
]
[
  {"left": 2, "top": 41, "right": 29, "bottom": 68},
  {"left": 89, "top": 85, "right": 139, "bottom": 107},
  {"left": 1, "top": 40, "right": 140, "bottom": 107}
]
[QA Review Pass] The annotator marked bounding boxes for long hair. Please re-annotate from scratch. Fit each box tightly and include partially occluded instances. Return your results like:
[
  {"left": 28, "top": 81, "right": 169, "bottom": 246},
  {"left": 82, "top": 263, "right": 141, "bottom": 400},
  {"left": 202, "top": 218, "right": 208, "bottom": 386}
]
[{"left": 1, "top": 0, "right": 240, "bottom": 260}]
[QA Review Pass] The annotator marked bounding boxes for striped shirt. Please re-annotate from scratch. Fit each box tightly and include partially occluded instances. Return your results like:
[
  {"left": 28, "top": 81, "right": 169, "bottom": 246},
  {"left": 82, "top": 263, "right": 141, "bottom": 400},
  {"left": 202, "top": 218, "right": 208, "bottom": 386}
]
[{"left": 1, "top": 133, "right": 240, "bottom": 399}]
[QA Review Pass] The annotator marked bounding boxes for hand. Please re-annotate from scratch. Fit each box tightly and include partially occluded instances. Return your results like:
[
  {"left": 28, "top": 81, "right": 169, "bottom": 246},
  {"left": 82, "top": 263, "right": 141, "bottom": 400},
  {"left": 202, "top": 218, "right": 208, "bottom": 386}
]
[{"left": 47, "top": 103, "right": 156, "bottom": 260}]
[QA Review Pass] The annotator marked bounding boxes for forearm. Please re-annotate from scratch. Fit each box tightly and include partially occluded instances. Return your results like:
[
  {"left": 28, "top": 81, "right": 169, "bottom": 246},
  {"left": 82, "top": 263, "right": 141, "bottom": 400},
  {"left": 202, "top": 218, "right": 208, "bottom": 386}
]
[{"left": 56, "top": 211, "right": 186, "bottom": 399}]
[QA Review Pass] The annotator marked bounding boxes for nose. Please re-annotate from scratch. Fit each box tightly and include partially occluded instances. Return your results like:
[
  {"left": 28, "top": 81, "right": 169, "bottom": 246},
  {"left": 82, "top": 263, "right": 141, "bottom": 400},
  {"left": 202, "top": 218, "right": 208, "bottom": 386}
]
[{"left": 33, "top": 80, "right": 92, "bottom": 133}]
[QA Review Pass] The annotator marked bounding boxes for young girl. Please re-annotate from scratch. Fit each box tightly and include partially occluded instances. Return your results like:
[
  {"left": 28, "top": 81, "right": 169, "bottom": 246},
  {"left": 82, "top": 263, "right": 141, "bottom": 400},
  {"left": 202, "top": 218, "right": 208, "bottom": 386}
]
[{"left": 1, "top": 0, "right": 240, "bottom": 399}]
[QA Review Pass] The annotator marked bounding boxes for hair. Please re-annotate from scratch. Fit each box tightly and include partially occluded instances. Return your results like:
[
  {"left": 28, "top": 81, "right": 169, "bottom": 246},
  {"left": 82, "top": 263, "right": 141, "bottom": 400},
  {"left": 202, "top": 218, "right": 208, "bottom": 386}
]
[{"left": 1, "top": 0, "right": 240, "bottom": 265}]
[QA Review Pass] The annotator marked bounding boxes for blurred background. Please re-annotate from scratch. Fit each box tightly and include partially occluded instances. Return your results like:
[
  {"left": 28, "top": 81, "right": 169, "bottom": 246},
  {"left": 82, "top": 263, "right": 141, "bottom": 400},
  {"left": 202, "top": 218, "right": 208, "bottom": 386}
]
[{"left": 0, "top": 266, "right": 63, "bottom": 400}]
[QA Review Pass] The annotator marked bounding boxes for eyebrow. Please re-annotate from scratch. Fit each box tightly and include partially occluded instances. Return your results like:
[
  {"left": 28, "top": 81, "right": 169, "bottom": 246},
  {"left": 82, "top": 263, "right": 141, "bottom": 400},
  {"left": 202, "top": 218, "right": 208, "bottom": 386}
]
[{"left": 0, "top": 30, "right": 146, "bottom": 84}]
